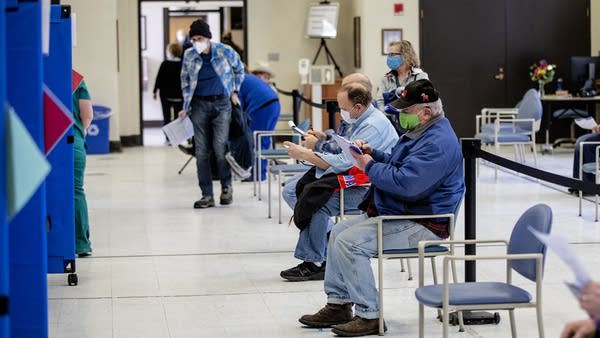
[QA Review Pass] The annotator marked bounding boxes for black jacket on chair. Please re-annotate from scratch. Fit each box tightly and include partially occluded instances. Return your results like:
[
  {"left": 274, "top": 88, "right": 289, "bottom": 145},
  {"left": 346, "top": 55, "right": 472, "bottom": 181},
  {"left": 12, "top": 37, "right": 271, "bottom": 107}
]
[{"left": 294, "top": 166, "right": 340, "bottom": 230}]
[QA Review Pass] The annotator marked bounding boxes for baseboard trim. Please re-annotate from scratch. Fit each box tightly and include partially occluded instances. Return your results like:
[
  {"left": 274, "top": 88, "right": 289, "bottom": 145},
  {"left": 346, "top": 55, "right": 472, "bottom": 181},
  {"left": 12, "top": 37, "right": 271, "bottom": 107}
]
[
  {"left": 109, "top": 140, "right": 122, "bottom": 152},
  {"left": 143, "top": 120, "right": 164, "bottom": 128}
]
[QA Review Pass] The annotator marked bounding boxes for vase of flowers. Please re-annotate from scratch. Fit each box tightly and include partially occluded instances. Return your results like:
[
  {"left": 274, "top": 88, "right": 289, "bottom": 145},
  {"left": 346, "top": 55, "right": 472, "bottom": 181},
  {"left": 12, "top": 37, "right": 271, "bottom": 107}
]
[{"left": 530, "top": 59, "right": 556, "bottom": 96}]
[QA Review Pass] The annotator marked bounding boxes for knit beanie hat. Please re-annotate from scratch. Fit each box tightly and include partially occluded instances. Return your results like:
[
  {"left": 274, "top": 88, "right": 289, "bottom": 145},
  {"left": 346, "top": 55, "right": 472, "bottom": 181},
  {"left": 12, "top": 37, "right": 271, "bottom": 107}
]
[{"left": 189, "top": 20, "right": 212, "bottom": 39}]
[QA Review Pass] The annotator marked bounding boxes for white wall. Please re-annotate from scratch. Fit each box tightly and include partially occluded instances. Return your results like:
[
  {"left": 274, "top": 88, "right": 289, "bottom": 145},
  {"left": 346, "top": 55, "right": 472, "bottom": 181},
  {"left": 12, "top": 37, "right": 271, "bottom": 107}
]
[
  {"left": 70, "top": 0, "right": 121, "bottom": 141},
  {"left": 117, "top": 0, "right": 140, "bottom": 136},
  {"left": 354, "top": 0, "right": 421, "bottom": 96},
  {"left": 247, "top": 0, "right": 356, "bottom": 117},
  {"left": 69, "top": 0, "right": 600, "bottom": 143}
]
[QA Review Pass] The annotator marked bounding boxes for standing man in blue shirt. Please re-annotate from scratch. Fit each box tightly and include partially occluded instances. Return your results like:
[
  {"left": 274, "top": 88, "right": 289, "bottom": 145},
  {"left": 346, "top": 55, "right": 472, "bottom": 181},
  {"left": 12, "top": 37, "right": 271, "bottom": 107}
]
[{"left": 180, "top": 19, "right": 244, "bottom": 208}]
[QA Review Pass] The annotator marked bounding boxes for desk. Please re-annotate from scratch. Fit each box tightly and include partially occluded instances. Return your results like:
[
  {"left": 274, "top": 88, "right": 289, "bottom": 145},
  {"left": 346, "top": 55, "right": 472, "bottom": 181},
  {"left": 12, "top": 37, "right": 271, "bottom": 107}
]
[{"left": 540, "top": 95, "right": 600, "bottom": 153}]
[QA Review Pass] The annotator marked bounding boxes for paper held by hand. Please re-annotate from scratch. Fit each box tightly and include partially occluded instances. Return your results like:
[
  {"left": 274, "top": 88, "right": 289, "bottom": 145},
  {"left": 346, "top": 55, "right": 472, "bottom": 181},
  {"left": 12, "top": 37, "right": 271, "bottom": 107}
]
[
  {"left": 162, "top": 116, "right": 194, "bottom": 145},
  {"left": 575, "top": 116, "right": 598, "bottom": 130},
  {"left": 528, "top": 227, "right": 592, "bottom": 296},
  {"left": 331, "top": 134, "right": 362, "bottom": 164}
]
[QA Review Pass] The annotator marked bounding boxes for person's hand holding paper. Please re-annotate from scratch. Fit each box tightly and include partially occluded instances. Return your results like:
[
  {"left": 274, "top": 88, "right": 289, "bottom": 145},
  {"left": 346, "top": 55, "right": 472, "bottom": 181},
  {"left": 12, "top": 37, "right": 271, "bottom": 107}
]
[
  {"left": 580, "top": 281, "right": 600, "bottom": 318},
  {"left": 349, "top": 139, "right": 373, "bottom": 172},
  {"left": 529, "top": 227, "right": 592, "bottom": 297}
]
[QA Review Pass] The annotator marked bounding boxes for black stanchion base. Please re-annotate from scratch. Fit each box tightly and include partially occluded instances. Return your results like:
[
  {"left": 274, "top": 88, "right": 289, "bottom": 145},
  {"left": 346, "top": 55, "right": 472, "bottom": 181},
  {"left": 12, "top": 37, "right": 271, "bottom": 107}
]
[{"left": 443, "top": 311, "right": 500, "bottom": 326}]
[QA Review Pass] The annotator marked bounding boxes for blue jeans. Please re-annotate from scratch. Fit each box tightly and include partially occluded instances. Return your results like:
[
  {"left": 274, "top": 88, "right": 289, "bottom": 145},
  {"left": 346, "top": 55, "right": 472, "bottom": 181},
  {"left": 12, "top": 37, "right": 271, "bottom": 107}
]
[
  {"left": 282, "top": 172, "right": 304, "bottom": 210},
  {"left": 189, "top": 96, "right": 232, "bottom": 197},
  {"left": 573, "top": 133, "right": 600, "bottom": 183},
  {"left": 325, "top": 214, "right": 440, "bottom": 319},
  {"left": 294, "top": 186, "right": 367, "bottom": 263}
]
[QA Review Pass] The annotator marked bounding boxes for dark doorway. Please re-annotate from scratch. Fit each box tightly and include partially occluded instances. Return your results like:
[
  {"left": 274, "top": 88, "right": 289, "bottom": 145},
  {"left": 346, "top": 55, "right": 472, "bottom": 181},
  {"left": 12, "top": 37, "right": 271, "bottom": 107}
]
[{"left": 420, "top": 0, "right": 590, "bottom": 139}]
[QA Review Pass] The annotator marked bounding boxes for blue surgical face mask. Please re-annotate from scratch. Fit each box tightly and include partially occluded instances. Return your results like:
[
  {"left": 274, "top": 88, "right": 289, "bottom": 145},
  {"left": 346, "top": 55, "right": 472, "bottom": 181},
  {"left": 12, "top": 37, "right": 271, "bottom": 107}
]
[{"left": 387, "top": 55, "right": 404, "bottom": 70}]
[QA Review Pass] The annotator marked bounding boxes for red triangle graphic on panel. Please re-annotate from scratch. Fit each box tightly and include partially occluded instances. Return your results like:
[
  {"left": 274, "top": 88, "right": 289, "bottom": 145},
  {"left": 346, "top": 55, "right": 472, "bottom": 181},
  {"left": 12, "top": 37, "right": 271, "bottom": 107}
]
[
  {"left": 44, "top": 84, "right": 74, "bottom": 155},
  {"left": 72, "top": 69, "right": 83, "bottom": 93}
]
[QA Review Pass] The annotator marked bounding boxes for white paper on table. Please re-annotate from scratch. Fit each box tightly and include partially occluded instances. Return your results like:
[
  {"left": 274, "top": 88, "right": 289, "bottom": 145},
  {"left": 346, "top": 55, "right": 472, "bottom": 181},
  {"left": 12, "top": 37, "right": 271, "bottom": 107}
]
[
  {"left": 528, "top": 227, "right": 592, "bottom": 296},
  {"left": 575, "top": 117, "right": 598, "bottom": 130},
  {"left": 331, "top": 134, "right": 361, "bottom": 164},
  {"left": 162, "top": 116, "right": 194, "bottom": 145}
]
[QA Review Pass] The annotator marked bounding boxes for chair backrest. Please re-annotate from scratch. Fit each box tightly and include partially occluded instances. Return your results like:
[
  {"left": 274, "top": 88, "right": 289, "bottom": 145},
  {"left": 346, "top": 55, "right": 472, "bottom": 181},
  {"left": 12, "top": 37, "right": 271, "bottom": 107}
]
[
  {"left": 507, "top": 204, "right": 553, "bottom": 281},
  {"left": 515, "top": 89, "right": 543, "bottom": 132}
]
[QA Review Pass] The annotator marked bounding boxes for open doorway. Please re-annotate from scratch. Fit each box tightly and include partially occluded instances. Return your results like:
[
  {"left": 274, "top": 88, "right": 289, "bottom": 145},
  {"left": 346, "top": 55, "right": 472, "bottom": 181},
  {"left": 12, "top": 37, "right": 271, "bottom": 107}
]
[{"left": 139, "top": 0, "right": 245, "bottom": 146}]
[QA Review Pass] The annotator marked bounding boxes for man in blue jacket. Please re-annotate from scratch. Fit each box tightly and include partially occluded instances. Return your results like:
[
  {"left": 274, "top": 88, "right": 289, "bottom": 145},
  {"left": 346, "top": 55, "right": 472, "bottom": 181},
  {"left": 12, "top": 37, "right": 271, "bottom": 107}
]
[{"left": 299, "top": 79, "right": 465, "bottom": 337}]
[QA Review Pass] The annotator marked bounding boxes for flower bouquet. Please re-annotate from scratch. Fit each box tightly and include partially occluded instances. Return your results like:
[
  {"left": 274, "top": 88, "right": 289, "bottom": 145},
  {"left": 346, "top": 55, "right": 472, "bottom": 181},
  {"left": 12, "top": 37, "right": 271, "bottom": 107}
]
[{"left": 530, "top": 59, "right": 556, "bottom": 95}]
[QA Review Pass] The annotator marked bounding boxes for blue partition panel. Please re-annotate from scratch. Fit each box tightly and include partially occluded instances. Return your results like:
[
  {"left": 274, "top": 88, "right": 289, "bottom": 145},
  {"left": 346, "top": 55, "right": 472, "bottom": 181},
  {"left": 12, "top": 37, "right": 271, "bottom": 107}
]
[
  {"left": 0, "top": 0, "right": 9, "bottom": 336},
  {"left": 44, "top": 4, "right": 75, "bottom": 276},
  {"left": 6, "top": 2, "right": 48, "bottom": 338}
]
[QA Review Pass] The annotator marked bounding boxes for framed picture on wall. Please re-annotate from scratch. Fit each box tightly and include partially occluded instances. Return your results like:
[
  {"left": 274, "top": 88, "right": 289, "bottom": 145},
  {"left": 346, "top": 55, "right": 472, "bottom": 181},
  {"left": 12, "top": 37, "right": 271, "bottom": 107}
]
[{"left": 381, "top": 28, "right": 402, "bottom": 55}]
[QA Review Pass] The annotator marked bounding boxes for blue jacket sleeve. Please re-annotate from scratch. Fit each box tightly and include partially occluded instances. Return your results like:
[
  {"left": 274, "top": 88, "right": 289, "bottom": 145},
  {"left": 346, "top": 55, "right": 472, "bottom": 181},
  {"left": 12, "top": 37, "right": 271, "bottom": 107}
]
[
  {"left": 366, "top": 141, "right": 450, "bottom": 201},
  {"left": 181, "top": 51, "right": 193, "bottom": 114}
]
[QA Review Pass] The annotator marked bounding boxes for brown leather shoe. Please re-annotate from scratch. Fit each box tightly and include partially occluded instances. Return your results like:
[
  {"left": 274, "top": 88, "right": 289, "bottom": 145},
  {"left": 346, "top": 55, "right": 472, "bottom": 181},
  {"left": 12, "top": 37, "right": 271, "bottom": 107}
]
[
  {"left": 331, "top": 316, "right": 387, "bottom": 337},
  {"left": 299, "top": 303, "right": 353, "bottom": 328}
]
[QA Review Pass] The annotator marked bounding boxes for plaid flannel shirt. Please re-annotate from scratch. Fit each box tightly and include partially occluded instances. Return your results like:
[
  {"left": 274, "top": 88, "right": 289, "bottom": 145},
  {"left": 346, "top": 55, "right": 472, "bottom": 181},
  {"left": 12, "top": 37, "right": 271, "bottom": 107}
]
[{"left": 181, "top": 42, "right": 244, "bottom": 113}]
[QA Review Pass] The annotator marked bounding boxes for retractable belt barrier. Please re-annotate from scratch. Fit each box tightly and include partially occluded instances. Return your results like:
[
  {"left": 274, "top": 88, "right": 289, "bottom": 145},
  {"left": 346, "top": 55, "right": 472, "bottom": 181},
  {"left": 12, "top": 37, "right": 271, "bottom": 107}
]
[
  {"left": 476, "top": 143, "right": 600, "bottom": 195},
  {"left": 461, "top": 138, "right": 599, "bottom": 283},
  {"left": 273, "top": 85, "right": 336, "bottom": 127}
]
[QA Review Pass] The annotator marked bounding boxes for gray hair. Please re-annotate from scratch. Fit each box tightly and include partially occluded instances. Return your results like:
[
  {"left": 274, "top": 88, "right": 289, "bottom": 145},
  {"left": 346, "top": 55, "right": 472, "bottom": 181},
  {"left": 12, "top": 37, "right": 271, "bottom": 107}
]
[{"left": 415, "top": 98, "right": 444, "bottom": 117}]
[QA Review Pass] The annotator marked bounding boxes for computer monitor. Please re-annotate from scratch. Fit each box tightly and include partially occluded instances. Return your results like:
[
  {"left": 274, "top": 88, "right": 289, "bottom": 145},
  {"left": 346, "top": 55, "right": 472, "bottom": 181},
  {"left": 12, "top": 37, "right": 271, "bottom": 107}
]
[{"left": 570, "top": 56, "right": 600, "bottom": 96}]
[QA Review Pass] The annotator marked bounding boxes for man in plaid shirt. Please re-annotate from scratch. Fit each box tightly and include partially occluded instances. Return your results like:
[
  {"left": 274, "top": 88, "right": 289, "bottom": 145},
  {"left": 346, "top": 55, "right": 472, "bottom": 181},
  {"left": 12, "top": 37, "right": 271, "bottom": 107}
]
[{"left": 180, "top": 19, "right": 244, "bottom": 209}]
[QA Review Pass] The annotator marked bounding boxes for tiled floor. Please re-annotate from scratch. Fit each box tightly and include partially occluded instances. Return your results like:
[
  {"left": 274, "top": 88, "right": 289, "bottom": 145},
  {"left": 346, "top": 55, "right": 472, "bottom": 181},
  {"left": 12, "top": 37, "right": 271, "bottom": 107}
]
[{"left": 47, "top": 143, "right": 600, "bottom": 337}]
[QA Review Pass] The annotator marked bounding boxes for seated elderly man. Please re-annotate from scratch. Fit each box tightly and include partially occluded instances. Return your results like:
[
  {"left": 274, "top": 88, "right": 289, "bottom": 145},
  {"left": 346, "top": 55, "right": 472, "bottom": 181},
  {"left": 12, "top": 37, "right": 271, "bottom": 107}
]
[
  {"left": 280, "top": 74, "right": 398, "bottom": 282},
  {"left": 299, "top": 79, "right": 464, "bottom": 336}
]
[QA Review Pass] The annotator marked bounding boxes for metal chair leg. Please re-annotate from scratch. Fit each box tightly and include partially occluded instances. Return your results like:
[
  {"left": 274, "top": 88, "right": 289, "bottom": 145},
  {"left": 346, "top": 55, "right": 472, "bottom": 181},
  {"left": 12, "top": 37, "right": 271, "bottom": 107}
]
[{"left": 178, "top": 155, "right": 194, "bottom": 175}]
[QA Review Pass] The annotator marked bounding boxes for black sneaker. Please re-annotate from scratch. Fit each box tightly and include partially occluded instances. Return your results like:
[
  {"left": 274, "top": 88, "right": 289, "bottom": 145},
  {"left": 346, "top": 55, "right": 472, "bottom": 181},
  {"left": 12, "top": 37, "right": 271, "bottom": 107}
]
[
  {"left": 194, "top": 196, "right": 215, "bottom": 209},
  {"left": 280, "top": 261, "right": 325, "bottom": 282},
  {"left": 77, "top": 252, "right": 92, "bottom": 258},
  {"left": 220, "top": 187, "right": 233, "bottom": 205}
]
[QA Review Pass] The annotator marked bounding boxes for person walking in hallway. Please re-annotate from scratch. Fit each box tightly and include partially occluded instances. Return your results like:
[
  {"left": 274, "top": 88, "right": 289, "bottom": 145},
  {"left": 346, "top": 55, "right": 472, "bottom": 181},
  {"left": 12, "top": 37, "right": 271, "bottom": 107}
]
[{"left": 180, "top": 19, "right": 244, "bottom": 209}]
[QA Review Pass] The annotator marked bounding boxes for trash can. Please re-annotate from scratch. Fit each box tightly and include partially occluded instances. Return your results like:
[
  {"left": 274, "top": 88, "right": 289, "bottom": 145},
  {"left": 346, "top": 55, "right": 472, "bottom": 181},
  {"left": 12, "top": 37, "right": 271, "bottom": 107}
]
[{"left": 86, "top": 105, "right": 112, "bottom": 154}]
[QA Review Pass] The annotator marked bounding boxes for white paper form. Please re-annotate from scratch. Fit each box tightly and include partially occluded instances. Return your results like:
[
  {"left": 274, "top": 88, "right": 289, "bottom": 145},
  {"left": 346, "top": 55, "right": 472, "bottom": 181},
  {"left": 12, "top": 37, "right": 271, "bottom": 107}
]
[
  {"left": 162, "top": 116, "right": 194, "bottom": 146},
  {"left": 575, "top": 117, "right": 598, "bottom": 130},
  {"left": 529, "top": 227, "right": 592, "bottom": 296},
  {"left": 331, "top": 134, "right": 362, "bottom": 164}
]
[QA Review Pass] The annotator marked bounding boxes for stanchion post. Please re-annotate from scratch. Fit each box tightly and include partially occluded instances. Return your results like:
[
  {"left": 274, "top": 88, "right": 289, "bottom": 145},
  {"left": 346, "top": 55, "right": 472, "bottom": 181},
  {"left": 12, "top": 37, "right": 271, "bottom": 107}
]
[
  {"left": 291, "top": 89, "right": 301, "bottom": 125},
  {"left": 461, "top": 138, "right": 480, "bottom": 282},
  {"left": 452, "top": 138, "right": 499, "bottom": 326},
  {"left": 325, "top": 100, "right": 339, "bottom": 130}
]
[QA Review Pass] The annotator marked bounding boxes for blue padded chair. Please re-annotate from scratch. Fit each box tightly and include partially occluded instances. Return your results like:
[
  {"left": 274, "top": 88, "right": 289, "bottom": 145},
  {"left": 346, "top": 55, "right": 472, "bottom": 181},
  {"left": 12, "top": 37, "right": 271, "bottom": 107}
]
[
  {"left": 253, "top": 119, "right": 310, "bottom": 200},
  {"left": 415, "top": 204, "right": 552, "bottom": 338},
  {"left": 371, "top": 197, "right": 463, "bottom": 335},
  {"left": 475, "top": 89, "right": 543, "bottom": 178},
  {"left": 579, "top": 141, "right": 600, "bottom": 221},
  {"left": 268, "top": 163, "right": 310, "bottom": 223}
]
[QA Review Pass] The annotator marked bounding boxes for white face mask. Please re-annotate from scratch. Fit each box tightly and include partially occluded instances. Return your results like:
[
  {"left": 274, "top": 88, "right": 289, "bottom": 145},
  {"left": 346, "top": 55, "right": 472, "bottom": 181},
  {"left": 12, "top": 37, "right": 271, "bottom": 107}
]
[
  {"left": 340, "top": 109, "right": 356, "bottom": 123},
  {"left": 194, "top": 41, "right": 208, "bottom": 54}
]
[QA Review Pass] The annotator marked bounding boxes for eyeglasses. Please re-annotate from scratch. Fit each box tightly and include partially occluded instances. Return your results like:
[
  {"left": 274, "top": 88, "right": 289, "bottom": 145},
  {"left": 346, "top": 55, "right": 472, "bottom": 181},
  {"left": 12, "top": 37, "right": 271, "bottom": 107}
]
[{"left": 387, "top": 52, "right": 402, "bottom": 57}]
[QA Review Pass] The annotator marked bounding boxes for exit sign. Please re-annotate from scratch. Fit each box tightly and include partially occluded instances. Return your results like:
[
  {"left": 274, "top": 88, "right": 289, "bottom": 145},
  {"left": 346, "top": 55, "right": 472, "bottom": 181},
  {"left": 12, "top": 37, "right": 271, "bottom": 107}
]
[{"left": 394, "top": 3, "right": 404, "bottom": 16}]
